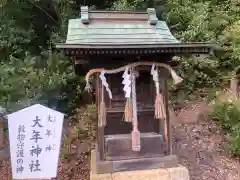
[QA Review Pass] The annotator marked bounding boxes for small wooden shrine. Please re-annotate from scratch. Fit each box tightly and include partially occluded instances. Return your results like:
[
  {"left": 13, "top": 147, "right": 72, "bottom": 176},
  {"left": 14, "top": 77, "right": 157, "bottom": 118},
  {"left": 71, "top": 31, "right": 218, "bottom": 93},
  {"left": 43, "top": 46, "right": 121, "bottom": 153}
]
[{"left": 56, "top": 6, "right": 214, "bottom": 174}]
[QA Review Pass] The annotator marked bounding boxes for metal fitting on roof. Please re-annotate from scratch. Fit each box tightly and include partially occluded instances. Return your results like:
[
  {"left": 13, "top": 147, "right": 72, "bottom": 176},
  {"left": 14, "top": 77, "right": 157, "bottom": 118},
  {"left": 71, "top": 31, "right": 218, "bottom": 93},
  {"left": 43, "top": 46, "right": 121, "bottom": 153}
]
[
  {"left": 81, "top": 6, "right": 89, "bottom": 24},
  {"left": 147, "top": 8, "right": 158, "bottom": 25}
]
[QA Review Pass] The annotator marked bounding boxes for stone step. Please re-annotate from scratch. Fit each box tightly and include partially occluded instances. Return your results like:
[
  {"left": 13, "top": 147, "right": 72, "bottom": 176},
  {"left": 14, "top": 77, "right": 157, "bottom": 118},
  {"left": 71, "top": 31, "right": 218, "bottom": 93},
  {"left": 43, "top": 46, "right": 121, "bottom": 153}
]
[
  {"left": 91, "top": 148, "right": 179, "bottom": 174},
  {"left": 105, "top": 132, "right": 164, "bottom": 161}
]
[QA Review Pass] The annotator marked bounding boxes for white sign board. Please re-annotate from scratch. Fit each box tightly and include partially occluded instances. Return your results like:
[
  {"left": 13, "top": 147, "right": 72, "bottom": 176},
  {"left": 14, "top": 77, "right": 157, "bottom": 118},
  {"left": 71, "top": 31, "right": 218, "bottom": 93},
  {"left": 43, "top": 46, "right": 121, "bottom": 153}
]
[{"left": 7, "top": 104, "right": 64, "bottom": 179}]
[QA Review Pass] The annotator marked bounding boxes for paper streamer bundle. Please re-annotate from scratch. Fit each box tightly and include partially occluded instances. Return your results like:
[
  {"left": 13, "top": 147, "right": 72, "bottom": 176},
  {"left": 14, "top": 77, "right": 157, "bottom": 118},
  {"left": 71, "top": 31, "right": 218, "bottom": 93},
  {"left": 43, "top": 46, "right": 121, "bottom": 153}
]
[
  {"left": 131, "top": 68, "right": 141, "bottom": 152},
  {"left": 99, "top": 71, "right": 113, "bottom": 99},
  {"left": 98, "top": 71, "right": 112, "bottom": 127},
  {"left": 122, "top": 67, "right": 132, "bottom": 122},
  {"left": 151, "top": 64, "right": 166, "bottom": 120}
]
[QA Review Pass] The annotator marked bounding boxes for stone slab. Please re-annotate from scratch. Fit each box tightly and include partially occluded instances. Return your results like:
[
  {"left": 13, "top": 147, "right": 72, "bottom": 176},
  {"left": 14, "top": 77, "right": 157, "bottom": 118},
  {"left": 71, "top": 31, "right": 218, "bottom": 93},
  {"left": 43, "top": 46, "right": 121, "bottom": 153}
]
[
  {"left": 91, "top": 172, "right": 112, "bottom": 180},
  {"left": 105, "top": 133, "right": 164, "bottom": 161},
  {"left": 168, "top": 165, "right": 190, "bottom": 180},
  {"left": 90, "top": 165, "right": 190, "bottom": 180},
  {"left": 90, "top": 148, "right": 178, "bottom": 174}
]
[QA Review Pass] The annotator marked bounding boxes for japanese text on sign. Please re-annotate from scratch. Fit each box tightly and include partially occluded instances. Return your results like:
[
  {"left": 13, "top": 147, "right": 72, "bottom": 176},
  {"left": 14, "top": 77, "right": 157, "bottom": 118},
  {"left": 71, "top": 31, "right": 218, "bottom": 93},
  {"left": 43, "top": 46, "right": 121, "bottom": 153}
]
[{"left": 7, "top": 104, "right": 64, "bottom": 179}]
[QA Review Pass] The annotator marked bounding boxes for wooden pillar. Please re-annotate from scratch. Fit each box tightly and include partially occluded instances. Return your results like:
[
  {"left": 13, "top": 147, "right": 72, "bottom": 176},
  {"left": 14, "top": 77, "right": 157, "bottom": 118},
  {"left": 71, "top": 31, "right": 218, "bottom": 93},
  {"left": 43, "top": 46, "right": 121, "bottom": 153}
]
[
  {"left": 158, "top": 68, "right": 172, "bottom": 155},
  {"left": 96, "top": 73, "right": 105, "bottom": 160},
  {"left": 163, "top": 77, "right": 172, "bottom": 155}
]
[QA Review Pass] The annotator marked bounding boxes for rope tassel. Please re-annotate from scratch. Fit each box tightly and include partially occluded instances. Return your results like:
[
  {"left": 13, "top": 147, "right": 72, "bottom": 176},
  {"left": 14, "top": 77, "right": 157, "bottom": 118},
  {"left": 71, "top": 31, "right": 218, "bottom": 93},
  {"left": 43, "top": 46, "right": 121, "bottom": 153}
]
[
  {"left": 151, "top": 64, "right": 166, "bottom": 120},
  {"left": 155, "top": 92, "right": 166, "bottom": 120},
  {"left": 124, "top": 98, "right": 132, "bottom": 122}
]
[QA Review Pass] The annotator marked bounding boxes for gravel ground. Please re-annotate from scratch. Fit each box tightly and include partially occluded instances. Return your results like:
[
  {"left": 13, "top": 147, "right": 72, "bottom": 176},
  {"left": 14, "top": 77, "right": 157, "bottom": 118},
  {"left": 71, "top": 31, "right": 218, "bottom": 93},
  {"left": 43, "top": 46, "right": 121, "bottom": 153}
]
[
  {"left": 0, "top": 147, "right": 90, "bottom": 180},
  {"left": 1, "top": 101, "right": 240, "bottom": 180},
  {"left": 0, "top": 126, "right": 90, "bottom": 180},
  {"left": 0, "top": 156, "right": 90, "bottom": 180},
  {"left": 172, "top": 101, "right": 240, "bottom": 180}
]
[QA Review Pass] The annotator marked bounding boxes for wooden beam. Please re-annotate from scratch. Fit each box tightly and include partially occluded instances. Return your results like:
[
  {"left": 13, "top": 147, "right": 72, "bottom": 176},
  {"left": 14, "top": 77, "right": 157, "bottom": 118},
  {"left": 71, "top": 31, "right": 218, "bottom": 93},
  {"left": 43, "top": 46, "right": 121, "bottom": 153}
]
[
  {"left": 163, "top": 76, "right": 172, "bottom": 155},
  {"left": 63, "top": 47, "right": 211, "bottom": 57},
  {"left": 74, "top": 59, "right": 89, "bottom": 65}
]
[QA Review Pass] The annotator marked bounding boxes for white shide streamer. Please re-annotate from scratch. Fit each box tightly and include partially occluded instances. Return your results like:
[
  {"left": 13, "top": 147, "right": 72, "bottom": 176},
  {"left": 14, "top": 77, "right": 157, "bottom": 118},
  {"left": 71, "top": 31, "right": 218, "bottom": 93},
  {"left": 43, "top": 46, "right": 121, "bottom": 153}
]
[
  {"left": 99, "top": 71, "right": 112, "bottom": 99},
  {"left": 122, "top": 67, "right": 131, "bottom": 98},
  {"left": 151, "top": 64, "right": 160, "bottom": 93}
]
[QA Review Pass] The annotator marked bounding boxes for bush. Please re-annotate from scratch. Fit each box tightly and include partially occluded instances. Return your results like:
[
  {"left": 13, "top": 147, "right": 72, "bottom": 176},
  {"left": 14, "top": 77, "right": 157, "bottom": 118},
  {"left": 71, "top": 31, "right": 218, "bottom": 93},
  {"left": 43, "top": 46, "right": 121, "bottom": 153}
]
[
  {"left": 210, "top": 90, "right": 240, "bottom": 156},
  {"left": 228, "top": 124, "right": 240, "bottom": 156},
  {"left": 0, "top": 51, "right": 79, "bottom": 114}
]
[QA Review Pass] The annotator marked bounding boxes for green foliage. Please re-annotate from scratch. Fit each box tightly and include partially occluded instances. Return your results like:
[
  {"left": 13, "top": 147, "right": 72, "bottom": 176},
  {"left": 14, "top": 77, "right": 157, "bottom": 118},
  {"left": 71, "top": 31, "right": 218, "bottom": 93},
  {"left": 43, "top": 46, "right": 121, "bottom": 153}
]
[
  {"left": 110, "top": 0, "right": 240, "bottom": 95},
  {"left": 210, "top": 91, "right": 240, "bottom": 156},
  {"left": 228, "top": 124, "right": 240, "bottom": 156},
  {"left": 165, "top": 0, "right": 240, "bottom": 95},
  {"left": 111, "top": 0, "right": 146, "bottom": 11},
  {"left": 68, "top": 104, "right": 97, "bottom": 148},
  {"left": 0, "top": 0, "right": 81, "bottom": 113},
  {"left": 211, "top": 99, "right": 240, "bottom": 130},
  {"left": 0, "top": 51, "right": 74, "bottom": 112},
  {"left": 1, "top": 0, "right": 238, "bottom": 112},
  {"left": 1, "top": 0, "right": 240, "bottom": 156}
]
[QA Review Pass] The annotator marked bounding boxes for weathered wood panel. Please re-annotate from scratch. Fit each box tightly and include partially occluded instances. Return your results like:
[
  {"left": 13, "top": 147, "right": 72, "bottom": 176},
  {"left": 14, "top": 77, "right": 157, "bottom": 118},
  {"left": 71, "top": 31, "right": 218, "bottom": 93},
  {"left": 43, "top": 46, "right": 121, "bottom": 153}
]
[
  {"left": 105, "top": 111, "right": 158, "bottom": 135},
  {"left": 102, "top": 70, "right": 159, "bottom": 135},
  {"left": 106, "top": 71, "right": 154, "bottom": 108}
]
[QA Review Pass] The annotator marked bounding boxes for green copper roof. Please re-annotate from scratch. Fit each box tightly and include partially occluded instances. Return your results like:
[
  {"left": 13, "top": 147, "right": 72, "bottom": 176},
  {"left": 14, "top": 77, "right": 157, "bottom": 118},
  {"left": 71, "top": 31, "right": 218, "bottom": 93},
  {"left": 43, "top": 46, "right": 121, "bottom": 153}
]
[
  {"left": 66, "top": 20, "right": 179, "bottom": 45},
  {"left": 65, "top": 8, "right": 180, "bottom": 45}
]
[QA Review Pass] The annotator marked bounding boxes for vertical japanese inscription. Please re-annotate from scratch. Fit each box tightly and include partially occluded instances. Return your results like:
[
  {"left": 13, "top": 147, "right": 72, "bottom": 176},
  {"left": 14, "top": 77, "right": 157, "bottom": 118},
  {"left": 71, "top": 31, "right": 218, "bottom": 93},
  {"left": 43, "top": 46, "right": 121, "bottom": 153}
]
[
  {"left": 29, "top": 116, "right": 43, "bottom": 172},
  {"left": 44, "top": 115, "right": 56, "bottom": 153},
  {"left": 8, "top": 104, "right": 64, "bottom": 179},
  {"left": 16, "top": 125, "right": 25, "bottom": 174}
]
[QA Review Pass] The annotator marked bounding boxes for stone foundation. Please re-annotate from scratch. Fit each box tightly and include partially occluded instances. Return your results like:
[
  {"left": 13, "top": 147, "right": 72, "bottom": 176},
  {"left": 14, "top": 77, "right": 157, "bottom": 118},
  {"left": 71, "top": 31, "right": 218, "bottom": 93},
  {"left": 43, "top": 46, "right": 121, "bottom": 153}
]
[
  {"left": 90, "top": 165, "right": 190, "bottom": 180},
  {"left": 91, "top": 148, "right": 178, "bottom": 174}
]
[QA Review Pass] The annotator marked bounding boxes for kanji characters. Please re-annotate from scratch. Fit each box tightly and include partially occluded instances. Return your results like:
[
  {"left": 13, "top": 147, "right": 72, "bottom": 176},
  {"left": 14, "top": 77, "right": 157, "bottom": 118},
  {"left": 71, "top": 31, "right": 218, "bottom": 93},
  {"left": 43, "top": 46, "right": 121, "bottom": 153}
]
[
  {"left": 29, "top": 160, "right": 41, "bottom": 172},
  {"left": 30, "top": 130, "right": 42, "bottom": 143},
  {"left": 31, "top": 116, "right": 43, "bottom": 128},
  {"left": 30, "top": 145, "right": 42, "bottom": 157}
]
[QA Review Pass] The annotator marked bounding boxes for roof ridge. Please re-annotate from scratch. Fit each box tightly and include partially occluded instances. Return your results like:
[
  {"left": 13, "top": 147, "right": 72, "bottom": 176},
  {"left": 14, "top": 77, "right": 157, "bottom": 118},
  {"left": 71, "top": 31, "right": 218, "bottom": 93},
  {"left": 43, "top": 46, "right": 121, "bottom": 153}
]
[
  {"left": 89, "top": 10, "right": 148, "bottom": 14},
  {"left": 79, "top": 6, "right": 159, "bottom": 23}
]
